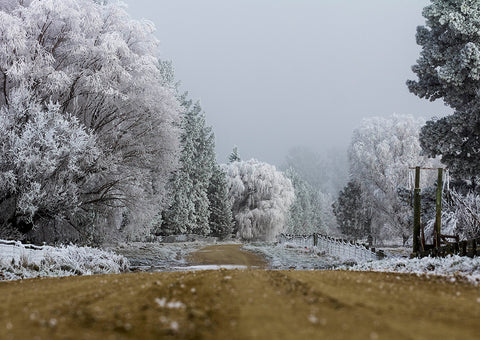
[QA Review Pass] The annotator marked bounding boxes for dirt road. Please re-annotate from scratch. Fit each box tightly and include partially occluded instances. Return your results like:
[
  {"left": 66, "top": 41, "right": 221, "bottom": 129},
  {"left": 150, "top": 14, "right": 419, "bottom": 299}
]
[
  {"left": 186, "top": 244, "right": 267, "bottom": 267},
  {"left": 1, "top": 245, "right": 480, "bottom": 339}
]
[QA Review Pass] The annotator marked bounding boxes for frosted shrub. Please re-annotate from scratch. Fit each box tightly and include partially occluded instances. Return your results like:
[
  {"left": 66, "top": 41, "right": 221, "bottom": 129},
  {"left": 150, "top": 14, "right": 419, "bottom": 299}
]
[{"left": 0, "top": 241, "right": 129, "bottom": 281}]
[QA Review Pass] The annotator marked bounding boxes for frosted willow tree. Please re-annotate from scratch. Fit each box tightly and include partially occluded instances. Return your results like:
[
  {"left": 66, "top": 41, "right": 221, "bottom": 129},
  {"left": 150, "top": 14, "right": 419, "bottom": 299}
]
[
  {"left": 407, "top": 0, "right": 480, "bottom": 184},
  {"left": 223, "top": 159, "right": 294, "bottom": 241},
  {"left": 348, "top": 115, "right": 436, "bottom": 244},
  {"left": 0, "top": 0, "right": 180, "bottom": 241},
  {"left": 161, "top": 97, "right": 216, "bottom": 236}
]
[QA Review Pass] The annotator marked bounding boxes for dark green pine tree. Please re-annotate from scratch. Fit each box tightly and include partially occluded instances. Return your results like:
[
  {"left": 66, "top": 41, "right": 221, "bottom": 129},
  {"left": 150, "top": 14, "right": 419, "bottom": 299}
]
[
  {"left": 208, "top": 164, "right": 233, "bottom": 238},
  {"left": 407, "top": 0, "right": 480, "bottom": 184},
  {"left": 333, "top": 181, "right": 371, "bottom": 240},
  {"left": 228, "top": 146, "right": 241, "bottom": 163},
  {"left": 161, "top": 94, "right": 215, "bottom": 235}
]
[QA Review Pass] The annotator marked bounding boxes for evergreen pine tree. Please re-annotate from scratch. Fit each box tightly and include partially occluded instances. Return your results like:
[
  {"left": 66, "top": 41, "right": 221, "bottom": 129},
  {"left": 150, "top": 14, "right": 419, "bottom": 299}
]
[
  {"left": 333, "top": 181, "right": 372, "bottom": 240},
  {"left": 161, "top": 95, "right": 216, "bottom": 235},
  {"left": 208, "top": 164, "right": 234, "bottom": 238},
  {"left": 228, "top": 146, "right": 241, "bottom": 163},
  {"left": 407, "top": 0, "right": 480, "bottom": 182},
  {"left": 285, "top": 168, "right": 327, "bottom": 235}
]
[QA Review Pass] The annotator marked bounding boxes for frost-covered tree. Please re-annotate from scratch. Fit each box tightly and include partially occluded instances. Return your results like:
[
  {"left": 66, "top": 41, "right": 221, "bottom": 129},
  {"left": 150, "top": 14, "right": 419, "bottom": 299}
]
[
  {"left": 333, "top": 181, "right": 372, "bottom": 241},
  {"left": 228, "top": 146, "right": 241, "bottom": 163},
  {"left": 208, "top": 164, "right": 233, "bottom": 238},
  {"left": 348, "top": 115, "right": 437, "bottom": 244},
  {"left": 285, "top": 168, "right": 325, "bottom": 235},
  {"left": 0, "top": 0, "right": 181, "bottom": 241},
  {"left": 407, "top": 0, "right": 480, "bottom": 183},
  {"left": 407, "top": 0, "right": 480, "bottom": 112},
  {"left": 161, "top": 97, "right": 215, "bottom": 236},
  {"left": 0, "top": 90, "right": 100, "bottom": 238},
  {"left": 419, "top": 112, "right": 480, "bottom": 182},
  {"left": 223, "top": 159, "right": 294, "bottom": 241}
]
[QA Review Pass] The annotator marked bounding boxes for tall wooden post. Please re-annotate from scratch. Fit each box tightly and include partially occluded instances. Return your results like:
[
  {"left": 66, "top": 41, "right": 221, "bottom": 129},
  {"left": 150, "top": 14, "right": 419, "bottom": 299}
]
[
  {"left": 413, "top": 166, "right": 421, "bottom": 253},
  {"left": 435, "top": 168, "right": 443, "bottom": 249}
]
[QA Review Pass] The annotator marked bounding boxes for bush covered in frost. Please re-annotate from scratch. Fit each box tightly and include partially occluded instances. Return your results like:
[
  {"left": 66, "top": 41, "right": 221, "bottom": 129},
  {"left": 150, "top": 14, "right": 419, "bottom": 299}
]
[{"left": 0, "top": 240, "right": 129, "bottom": 281}]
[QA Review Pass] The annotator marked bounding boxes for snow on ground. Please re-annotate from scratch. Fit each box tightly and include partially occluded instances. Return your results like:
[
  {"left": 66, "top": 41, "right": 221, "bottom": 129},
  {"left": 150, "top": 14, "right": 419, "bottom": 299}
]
[
  {"left": 173, "top": 265, "right": 249, "bottom": 271},
  {"left": 0, "top": 240, "right": 129, "bottom": 281},
  {"left": 342, "top": 255, "right": 480, "bottom": 285}
]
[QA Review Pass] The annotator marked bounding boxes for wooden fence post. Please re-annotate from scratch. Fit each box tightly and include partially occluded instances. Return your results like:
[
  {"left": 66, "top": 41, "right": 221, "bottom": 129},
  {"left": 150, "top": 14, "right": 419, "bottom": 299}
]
[
  {"left": 461, "top": 241, "right": 467, "bottom": 256},
  {"left": 435, "top": 168, "right": 443, "bottom": 249},
  {"left": 413, "top": 166, "right": 421, "bottom": 253}
]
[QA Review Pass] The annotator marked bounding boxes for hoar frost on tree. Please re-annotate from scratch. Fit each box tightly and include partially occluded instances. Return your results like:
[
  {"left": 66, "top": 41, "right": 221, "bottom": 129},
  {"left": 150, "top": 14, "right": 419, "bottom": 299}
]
[
  {"left": 333, "top": 181, "right": 372, "bottom": 241},
  {"left": 282, "top": 147, "right": 346, "bottom": 236},
  {"left": 0, "top": 93, "right": 100, "bottom": 238},
  {"left": 407, "top": 0, "right": 480, "bottom": 184},
  {"left": 284, "top": 168, "right": 329, "bottom": 235},
  {"left": 348, "top": 114, "right": 437, "bottom": 244},
  {"left": 228, "top": 146, "right": 241, "bottom": 163},
  {"left": 223, "top": 159, "right": 294, "bottom": 241},
  {"left": 207, "top": 164, "right": 233, "bottom": 238},
  {"left": 0, "top": 0, "right": 181, "bottom": 241},
  {"left": 161, "top": 97, "right": 216, "bottom": 236}
]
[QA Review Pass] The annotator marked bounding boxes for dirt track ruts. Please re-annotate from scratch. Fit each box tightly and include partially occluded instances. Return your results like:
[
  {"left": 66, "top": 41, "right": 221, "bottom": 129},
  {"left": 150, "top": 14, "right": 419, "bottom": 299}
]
[{"left": 1, "top": 245, "right": 480, "bottom": 339}]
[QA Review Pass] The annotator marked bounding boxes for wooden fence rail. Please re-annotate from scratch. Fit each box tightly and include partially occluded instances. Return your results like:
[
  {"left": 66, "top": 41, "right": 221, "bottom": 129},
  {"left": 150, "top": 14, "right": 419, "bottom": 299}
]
[
  {"left": 278, "top": 233, "right": 383, "bottom": 261},
  {"left": 414, "top": 237, "right": 480, "bottom": 258}
]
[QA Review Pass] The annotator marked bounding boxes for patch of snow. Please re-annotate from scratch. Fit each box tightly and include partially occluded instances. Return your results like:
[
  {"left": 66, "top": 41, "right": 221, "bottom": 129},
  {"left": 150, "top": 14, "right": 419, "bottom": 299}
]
[{"left": 172, "top": 265, "right": 249, "bottom": 271}]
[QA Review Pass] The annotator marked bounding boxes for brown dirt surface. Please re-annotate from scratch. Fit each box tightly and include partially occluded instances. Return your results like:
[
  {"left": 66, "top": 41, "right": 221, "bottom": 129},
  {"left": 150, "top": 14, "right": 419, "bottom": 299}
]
[
  {"left": 1, "top": 245, "right": 480, "bottom": 339},
  {"left": 186, "top": 244, "right": 267, "bottom": 267}
]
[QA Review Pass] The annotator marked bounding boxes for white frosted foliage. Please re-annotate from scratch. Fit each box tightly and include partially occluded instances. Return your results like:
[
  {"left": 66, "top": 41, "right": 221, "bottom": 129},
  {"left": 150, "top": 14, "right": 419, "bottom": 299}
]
[
  {"left": 348, "top": 114, "right": 438, "bottom": 243},
  {"left": 223, "top": 159, "right": 294, "bottom": 241},
  {"left": 0, "top": 0, "right": 181, "bottom": 241}
]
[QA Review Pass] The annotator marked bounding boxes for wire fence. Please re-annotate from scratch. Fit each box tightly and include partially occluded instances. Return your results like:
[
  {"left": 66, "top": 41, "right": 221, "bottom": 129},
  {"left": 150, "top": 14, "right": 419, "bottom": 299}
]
[{"left": 278, "top": 233, "right": 379, "bottom": 262}]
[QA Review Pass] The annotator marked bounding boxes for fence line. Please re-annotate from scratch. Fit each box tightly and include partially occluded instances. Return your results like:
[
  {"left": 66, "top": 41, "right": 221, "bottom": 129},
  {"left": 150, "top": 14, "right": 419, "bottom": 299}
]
[
  {"left": 0, "top": 239, "right": 45, "bottom": 250},
  {"left": 278, "top": 234, "right": 379, "bottom": 262}
]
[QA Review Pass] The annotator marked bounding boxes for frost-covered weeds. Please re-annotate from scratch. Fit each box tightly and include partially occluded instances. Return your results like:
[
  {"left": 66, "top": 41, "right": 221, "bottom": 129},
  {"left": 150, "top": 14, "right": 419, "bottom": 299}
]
[
  {"left": 243, "top": 242, "right": 346, "bottom": 270},
  {"left": 342, "top": 255, "right": 480, "bottom": 285},
  {"left": 0, "top": 240, "right": 129, "bottom": 281},
  {"left": 4, "top": 238, "right": 480, "bottom": 286},
  {"left": 246, "top": 242, "right": 480, "bottom": 284}
]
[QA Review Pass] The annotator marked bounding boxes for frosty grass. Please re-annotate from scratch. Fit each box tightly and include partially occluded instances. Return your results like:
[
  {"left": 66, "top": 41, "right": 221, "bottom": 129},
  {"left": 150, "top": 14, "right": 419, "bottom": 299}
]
[{"left": 0, "top": 240, "right": 128, "bottom": 281}]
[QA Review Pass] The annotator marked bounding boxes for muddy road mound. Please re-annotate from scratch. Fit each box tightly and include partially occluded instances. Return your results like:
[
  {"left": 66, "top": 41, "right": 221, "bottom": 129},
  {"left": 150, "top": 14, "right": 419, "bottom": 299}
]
[
  {"left": 1, "top": 270, "right": 480, "bottom": 339},
  {"left": 187, "top": 244, "right": 267, "bottom": 268}
]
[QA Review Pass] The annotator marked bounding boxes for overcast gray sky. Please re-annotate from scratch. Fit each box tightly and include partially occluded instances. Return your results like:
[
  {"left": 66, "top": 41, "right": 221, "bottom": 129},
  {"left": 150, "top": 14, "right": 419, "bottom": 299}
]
[{"left": 123, "top": 0, "right": 452, "bottom": 166}]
